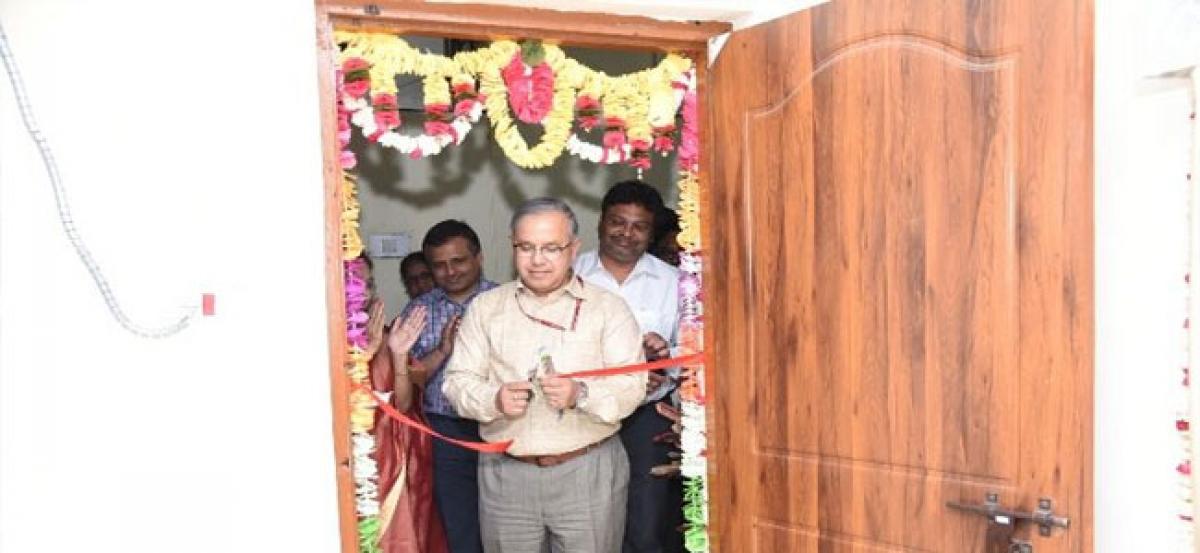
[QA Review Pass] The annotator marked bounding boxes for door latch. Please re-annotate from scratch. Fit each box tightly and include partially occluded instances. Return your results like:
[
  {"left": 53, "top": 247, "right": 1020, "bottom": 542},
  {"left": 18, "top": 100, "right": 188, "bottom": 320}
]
[
  {"left": 947, "top": 492, "right": 1071, "bottom": 537},
  {"left": 1009, "top": 539, "right": 1033, "bottom": 553}
]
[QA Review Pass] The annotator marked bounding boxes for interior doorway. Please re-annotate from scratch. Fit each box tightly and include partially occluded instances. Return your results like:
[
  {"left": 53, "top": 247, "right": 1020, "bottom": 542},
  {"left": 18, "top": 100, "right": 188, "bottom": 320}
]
[
  {"left": 315, "top": 5, "right": 723, "bottom": 552},
  {"left": 354, "top": 37, "right": 680, "bottom": 323}
]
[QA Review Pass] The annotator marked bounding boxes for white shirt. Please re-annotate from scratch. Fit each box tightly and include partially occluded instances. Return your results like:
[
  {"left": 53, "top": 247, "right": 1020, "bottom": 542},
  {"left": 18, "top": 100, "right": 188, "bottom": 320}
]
[{"left": 574, "top": 250, "right": 680, "bottom": 403}]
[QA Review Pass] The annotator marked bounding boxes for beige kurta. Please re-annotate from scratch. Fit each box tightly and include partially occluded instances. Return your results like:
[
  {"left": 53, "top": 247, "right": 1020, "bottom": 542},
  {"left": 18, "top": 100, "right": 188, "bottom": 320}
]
[{"left": 442, "top": 276, "right": 646, "bottom": 456}]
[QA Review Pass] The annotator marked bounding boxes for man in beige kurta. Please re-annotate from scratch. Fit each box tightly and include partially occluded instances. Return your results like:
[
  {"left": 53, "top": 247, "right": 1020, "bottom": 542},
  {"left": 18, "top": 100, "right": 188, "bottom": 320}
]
[{"left": 443, "top": 197, "right": 646, "bottom": 553}]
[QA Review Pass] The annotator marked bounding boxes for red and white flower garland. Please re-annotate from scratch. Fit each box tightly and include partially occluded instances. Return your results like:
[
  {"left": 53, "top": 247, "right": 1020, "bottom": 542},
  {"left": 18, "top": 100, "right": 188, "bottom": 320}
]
[
  {"left": 341, "top": 57, "right": 485, "bottom": 159},
  {"left": 335, "top": 33, "right": 693, "bottom": 169}
]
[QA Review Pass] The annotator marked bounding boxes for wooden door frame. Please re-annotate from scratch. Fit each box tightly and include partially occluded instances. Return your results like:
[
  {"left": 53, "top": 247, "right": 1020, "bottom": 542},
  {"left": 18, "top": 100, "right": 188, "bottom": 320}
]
[{"left": 314, "top": 2, "right": 729, "bottom": 551}]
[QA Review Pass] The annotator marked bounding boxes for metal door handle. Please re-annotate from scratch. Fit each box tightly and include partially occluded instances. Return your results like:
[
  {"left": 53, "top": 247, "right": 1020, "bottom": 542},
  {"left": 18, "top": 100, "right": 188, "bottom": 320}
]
[{"left": 946, "top": 492, "right": 1071, "bottom": 537}]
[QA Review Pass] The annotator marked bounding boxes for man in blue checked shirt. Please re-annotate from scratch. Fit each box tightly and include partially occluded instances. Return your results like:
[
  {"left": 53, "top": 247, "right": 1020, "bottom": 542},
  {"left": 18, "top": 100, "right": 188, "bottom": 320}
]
[{"left": 400, "top": 219, "right": 497, "bottom": 553}]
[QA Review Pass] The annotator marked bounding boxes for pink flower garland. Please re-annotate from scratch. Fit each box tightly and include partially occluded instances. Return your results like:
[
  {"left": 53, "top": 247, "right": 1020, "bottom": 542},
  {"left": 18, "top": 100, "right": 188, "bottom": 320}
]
[
  {"left": 344, "top": 258, "right": 370, "bottom": 350},
  {"left": 424, "top": 104, "right": 457, "bottom": 143},
  {"left": 629, "top": 139, "right": 652, "bottom": 170},
  {"left": 342, "top": 58, "right": 371, "bottom": 100},
  {"left": 575, "top": 95, "right": 602, "bottom": 131},
  {"left": 335, "top": 69, "right": 357, "bottom": 170},
  {"left": 502, "top": 53, "right": 554, "bottom": 124},
  {"left": 369, "top": 93, "right": 401, "bottom": 142},
  {"left": 453, "top": 82, "right": 484, "bottom": 118},
  {"left": 652, "top": 124, "right": 676, "bottom": 154},
  {"left": 678, "top": 89, "right": 699, "bottom": 171}
]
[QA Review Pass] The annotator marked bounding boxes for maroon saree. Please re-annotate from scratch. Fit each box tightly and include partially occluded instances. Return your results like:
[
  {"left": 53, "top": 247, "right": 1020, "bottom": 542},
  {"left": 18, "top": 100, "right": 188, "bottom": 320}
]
[{"left": 370, "top": 349, "right": 449, "bottom": 553}]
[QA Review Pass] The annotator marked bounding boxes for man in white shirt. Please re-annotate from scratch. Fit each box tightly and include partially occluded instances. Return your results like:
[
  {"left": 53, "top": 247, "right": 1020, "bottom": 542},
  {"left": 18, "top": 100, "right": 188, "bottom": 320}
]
[{"left": 573, "top": 180, "right": 682, "bottom": 553}]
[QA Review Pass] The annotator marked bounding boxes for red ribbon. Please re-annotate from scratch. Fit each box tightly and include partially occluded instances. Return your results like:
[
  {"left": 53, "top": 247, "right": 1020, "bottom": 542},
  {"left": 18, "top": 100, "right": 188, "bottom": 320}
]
[
  {"left": 566, "top": 352, "right": 706, "bottom": 379},
  {"left": 363, "top": 351, "right": 707, "bottom": 452},
  {"left": 362, "top": 384, "right": 513, "bottom": 453}
]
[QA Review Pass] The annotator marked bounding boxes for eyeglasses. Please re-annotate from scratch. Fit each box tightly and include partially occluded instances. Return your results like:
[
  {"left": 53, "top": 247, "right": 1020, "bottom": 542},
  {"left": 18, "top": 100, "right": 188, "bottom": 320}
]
[{"left": 512, "top": 241, "right": 572, "bottom": 260}]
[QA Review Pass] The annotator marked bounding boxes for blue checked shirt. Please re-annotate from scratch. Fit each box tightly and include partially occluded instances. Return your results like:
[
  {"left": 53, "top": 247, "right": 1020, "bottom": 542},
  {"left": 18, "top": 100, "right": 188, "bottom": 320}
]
[{"left": 401, "top": 279, "right": 498, "bottom": 417}]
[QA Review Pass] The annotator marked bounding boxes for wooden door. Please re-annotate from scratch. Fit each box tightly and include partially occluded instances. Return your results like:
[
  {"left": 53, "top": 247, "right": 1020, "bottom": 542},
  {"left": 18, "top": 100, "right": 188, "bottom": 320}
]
[{"left": 705, "top": 1, "right": 1092, "bottom": 552}]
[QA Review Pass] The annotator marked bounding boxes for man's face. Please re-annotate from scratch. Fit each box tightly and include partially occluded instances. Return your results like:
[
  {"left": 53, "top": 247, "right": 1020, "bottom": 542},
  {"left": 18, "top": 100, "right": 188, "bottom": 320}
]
[
  {"left": 512, "top": 211, "right": 580, "bottom": 295},
  {"left": 598, "top": 202, "right": 655, "bottom": 265},
  {"left": 426, "top": 236, "right": 483, "bottom": 298},
  {"left": 401, "top": 260, "right": 434, "bottom": 299}
]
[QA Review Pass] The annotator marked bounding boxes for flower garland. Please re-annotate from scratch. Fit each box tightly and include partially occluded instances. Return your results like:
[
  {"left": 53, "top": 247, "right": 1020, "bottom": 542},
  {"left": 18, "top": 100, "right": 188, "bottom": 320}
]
[
  {"left": 478, "top": 42, "right": 577, "bottom": 169},
  {"left": 673, "top": 73, "right": 710, "bottom": 552},
  {"left": 334, "top": 32, "right": 693, "bottom": 169},
  {"left": 338, "top": 69, "right": 385, "bottom": 551},
  {"left": 333, "top": 31, "right": 708, "bottom": 552},
  {"left": 566, "top": 69, "right": 692, "bottom": 166},
  {"left": 346, "top": 258, "right": 380, "bottom": 548},
  {"left": 502, "top": 51, "right": 555, "bottom": 124},
  {"left": 337, "top": 32, "right": 485, "bottom": 159}
]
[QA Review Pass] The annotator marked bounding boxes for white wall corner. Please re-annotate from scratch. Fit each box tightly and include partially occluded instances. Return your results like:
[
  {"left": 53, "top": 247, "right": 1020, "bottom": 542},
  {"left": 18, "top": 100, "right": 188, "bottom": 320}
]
[{"left": 707, "top": 0, "right": 831, "bottom": 66}]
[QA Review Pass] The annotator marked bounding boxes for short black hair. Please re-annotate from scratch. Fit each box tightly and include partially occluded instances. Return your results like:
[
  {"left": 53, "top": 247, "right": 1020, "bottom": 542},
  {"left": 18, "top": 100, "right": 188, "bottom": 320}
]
[
  {"left": 422, "top": 219, "right": 482, "bottom": 255},
  {"left": 601, "top": 180, "right": 665, "bottom": 226},
  {"left": 399, "top": 251, "right": 428, "bottom": 276},
  {"left": 656, "top": 207, "right": 680, "bottom": 239}
]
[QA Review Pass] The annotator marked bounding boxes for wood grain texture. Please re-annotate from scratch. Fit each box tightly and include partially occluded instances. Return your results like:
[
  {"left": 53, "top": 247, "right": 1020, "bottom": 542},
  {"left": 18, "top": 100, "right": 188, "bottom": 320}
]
[
  {"left": 315, "top": 7, "right": 359, "bottom": 553},
  {"left": 707, "top": 1, "right": 1093, "bottom": 551}
]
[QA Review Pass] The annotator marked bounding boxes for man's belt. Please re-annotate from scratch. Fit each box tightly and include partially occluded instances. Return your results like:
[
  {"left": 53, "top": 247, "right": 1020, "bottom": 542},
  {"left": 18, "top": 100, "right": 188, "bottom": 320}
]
[{"left": 507, "top": 437, "right": 608, "bottom": 468}]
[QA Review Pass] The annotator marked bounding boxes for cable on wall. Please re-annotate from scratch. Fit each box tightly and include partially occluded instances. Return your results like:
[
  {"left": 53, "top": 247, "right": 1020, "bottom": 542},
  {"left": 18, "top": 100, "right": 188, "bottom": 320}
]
[{"left": 0, "top": 20, "right": 195, "bottom": 338}]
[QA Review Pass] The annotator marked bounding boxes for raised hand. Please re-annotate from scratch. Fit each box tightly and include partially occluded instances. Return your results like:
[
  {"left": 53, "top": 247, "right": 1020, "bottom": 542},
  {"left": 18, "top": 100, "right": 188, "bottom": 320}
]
[
  {"left": 437, "top": 314, "right": 462, "bottom": 356},
  {"left": 363, "top": 299, "right": 387, "bottom": 359},
  {"left": 388, "top": 305, "right": 428, "bottom": 357}
]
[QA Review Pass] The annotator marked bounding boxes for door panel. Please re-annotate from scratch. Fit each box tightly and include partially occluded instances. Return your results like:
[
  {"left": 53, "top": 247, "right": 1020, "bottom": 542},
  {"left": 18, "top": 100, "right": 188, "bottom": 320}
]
[{"left": 707, "top": 2, "right": 1092, "bottom": 552}]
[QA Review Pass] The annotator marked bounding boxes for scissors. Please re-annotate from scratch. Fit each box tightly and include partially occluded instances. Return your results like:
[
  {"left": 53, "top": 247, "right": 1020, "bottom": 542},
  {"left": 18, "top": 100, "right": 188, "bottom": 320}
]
[{"left": 529, "top": 348, "right": 565, "bottom": 420}]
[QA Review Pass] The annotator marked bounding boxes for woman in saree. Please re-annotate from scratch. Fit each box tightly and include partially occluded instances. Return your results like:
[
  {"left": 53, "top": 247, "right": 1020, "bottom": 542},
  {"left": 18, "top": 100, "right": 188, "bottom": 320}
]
[{"left": 365, "top": 299, "right": 450, "bottom": 553}]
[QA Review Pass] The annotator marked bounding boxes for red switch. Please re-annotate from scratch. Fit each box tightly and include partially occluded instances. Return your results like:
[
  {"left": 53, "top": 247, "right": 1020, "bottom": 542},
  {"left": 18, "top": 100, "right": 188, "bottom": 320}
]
[{"left": 202, "top": 293, "right": 215, "bottom": 316}]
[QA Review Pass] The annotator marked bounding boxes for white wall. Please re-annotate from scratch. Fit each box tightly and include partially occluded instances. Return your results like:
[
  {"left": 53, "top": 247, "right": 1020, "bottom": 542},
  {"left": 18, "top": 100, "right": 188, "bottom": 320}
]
[
  {"left": 1095, "top": 1, "right": 1200, "bottom": 551},
  {"left": 356, "top": 48, "right": 677, "bottom": 319},
  {"left": 0, "top": 1, "right": 338, "bottom": 552}
]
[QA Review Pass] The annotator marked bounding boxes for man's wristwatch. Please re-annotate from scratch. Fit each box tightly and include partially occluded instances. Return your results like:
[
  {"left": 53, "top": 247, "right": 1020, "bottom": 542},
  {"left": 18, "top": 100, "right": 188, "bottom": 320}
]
[{"left": 573, "top": 380, "right": 589, "bottom": 410}]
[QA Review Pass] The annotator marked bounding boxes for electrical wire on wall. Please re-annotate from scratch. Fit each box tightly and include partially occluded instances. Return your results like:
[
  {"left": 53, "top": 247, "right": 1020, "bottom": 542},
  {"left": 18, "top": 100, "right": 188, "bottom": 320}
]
[{"left": 0, "top": 20, "right": 195, "bottom": 338}]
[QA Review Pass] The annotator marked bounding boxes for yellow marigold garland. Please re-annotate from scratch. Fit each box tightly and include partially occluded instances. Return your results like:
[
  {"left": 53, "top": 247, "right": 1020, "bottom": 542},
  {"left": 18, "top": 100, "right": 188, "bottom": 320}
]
[
  {"left": 337, "top": 31, "right": 458, "bottom": 100},
  {"left": 341, "top": 173, "right": 364, "bottom": 260},
  {"left": 340, "top": 165, "right": 381, "bottom": 543},
  {"left": 676, "top": 171, "right": 702, "bottom": 252},
  {"left": 478, "top": 41, "right": 576, "bottom": 169},
  {"left": 334, "top": 32, "right": 693, "bottom": 169}
]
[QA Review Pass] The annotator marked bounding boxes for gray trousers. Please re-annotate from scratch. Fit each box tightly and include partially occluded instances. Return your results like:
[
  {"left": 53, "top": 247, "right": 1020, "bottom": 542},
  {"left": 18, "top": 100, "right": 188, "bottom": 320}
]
[{"left": 478, "top": 437, "right": 629, "bottom": 553}]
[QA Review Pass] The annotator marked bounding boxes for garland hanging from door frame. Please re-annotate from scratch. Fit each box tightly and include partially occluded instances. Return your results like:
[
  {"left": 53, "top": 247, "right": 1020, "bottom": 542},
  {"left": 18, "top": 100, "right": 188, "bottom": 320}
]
[
  {"left": 334, "top": 32, "right": 711, "bottom": 553},
  {"left": 335, "top": 32, "right": 692, "bottom": 170}
]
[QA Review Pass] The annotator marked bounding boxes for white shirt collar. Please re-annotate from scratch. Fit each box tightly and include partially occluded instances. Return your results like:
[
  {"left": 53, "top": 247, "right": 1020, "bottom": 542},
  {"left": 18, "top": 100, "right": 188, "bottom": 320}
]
[{"left": 576, "top": 250, "right": 669, "bottom": 283}]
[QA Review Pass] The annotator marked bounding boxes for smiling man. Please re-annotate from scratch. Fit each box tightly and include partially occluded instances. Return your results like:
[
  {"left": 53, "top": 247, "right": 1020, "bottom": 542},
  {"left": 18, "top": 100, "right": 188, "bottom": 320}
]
[
  {"left": 443, "top": 197, "right": 646, "bottom": 553},
  {"left": 399, "top": 219, "right": 497, "bottom": 553},
  {"left": 574, "top": 180, "right": 682, "bottom": 553}
]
